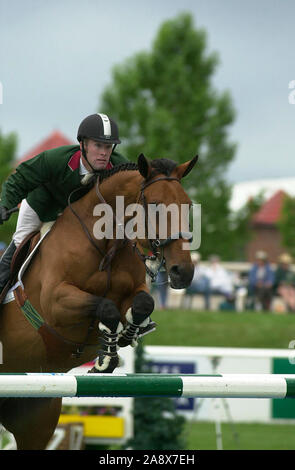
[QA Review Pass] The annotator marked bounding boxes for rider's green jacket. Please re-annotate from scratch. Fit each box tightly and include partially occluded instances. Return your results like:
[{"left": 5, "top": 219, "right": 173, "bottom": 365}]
[{"left": 0, "top": 145, "right": 129, "bottom": 222}]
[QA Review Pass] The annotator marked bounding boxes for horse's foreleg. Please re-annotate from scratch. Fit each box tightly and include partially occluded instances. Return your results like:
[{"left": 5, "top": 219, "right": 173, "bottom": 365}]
[
  {"left": 89, "top": 297, "right": 123, "bottom": 373},
  {"left": 49, "top": 284, "right": 123, "bottom": 373},
  {"left": 47, "top": 283, "right": 105, "bottom": 327},
  {"left": 118, "top": 289, "right": 155, "bottom": 348}
]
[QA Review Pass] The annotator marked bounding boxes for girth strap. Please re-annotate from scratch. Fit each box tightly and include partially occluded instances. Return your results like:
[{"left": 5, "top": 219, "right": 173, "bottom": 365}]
[{"left": 13, "top": 285, "right": 97, "bottom": 362}]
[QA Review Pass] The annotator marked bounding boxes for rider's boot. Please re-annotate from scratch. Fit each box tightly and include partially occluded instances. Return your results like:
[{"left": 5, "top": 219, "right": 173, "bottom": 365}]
[{"left": 0, "top": 241, "right": 17, "bottom": 293}]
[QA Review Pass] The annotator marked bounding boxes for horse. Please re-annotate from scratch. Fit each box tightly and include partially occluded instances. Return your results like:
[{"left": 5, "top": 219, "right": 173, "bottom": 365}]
[{"left": 0, "top": 153, "right": 197, "bottom": 449}]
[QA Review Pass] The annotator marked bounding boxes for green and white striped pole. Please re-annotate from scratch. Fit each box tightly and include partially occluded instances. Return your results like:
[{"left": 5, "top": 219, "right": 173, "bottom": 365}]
[{"left": 0, "top": 374, "right": 295, "bottom": 399}]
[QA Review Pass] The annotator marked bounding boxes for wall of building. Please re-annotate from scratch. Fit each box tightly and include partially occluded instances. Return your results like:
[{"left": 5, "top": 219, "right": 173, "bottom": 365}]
[{"left": 246, "top": 224, "right": 285, "bottom": 262}]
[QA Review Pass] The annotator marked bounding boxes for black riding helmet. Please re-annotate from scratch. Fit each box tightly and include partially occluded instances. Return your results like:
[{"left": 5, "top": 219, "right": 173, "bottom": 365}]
[
  {"left": 77, "top": 113, "right": 121, "bottom": 172},
  {"left": 77, "top": 113, "right": 121, "bottom": 144}
]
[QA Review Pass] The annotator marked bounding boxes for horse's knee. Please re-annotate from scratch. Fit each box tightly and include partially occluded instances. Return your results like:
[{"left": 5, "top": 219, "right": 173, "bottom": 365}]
[
  {"left": 96, "top": 298, "right": 122, "bottom": 333},
  {"left": 132, "top": 291, "right": 154, "bottom": 315}
]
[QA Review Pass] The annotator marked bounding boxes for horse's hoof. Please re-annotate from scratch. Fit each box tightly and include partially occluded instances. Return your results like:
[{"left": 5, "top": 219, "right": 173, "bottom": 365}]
[
  {"left": 118, "top": 316, "right": 157, "bottom": 347},
  {"left": 88, "top": 353, "right": 122, "bottom": 373}
]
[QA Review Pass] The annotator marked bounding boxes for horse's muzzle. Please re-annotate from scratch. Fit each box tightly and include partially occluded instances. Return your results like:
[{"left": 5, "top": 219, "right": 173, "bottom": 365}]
[{"left": 168, "top": 263, "right": 194, "bottom": 289}]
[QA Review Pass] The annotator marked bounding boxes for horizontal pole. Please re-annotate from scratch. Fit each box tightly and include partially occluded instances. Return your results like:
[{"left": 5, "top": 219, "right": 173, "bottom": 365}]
[{"left": 0, "top": 374, "right": 295, "bottom": 399}]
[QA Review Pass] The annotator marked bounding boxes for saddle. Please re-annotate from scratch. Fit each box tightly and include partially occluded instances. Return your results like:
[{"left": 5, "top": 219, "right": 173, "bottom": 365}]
[{"left": 0, "top": 231, "right": 40, "bottom": 305}]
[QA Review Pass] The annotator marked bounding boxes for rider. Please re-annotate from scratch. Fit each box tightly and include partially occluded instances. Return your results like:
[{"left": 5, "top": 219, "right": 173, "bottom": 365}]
[{"left": 0, "top": 113, "right": 128, "bottom": 292}]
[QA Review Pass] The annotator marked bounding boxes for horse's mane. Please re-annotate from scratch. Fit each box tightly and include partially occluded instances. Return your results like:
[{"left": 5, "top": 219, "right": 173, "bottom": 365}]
[
  {"left": 84, "top": 158, "right": 177, "bottom": 188},
  {"left": 98, "top": 162, "right": 138, "bottom": 183},
  {"left": 99, "top": 158, "right": 177, "bottom": 183}
]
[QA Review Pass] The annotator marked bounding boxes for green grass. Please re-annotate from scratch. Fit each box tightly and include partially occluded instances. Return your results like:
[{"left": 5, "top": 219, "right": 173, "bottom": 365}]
[
  {"left": 141, "top": 309, "right": 295, "bottom": 450},
  {"left": 184, "top": 420, "right": 295, "bottom": 450},
  {"left": 143, "top": 309, "right": 295, "bottom": 349}
]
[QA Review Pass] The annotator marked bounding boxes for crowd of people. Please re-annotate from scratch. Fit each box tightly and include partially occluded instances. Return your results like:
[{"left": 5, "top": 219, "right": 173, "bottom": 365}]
[
  {"left": 1, "top": 231, "right": 294, "bottom": 313},
  {"left": 247, "top": 251, "right": 295, "bottom": 312},
  {"left": 153, "top": 250, "right": 295, "bottom": 313}
]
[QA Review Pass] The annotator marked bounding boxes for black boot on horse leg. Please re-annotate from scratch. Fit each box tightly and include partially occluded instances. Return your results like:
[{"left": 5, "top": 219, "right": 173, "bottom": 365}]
[
  {"left": 118, "top": 291, "right": 155, "bottom": 348},
  {"left": 89, "top": 298, "right": 123, "bottom": 374},
  {"left": 0, "top": 241, "right": 16, "bottom": 294}
]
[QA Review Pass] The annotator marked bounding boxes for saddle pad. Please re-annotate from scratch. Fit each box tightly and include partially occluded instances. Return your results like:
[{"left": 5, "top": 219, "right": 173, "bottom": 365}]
[{"left": 3, "top": 228, "right": 52, "bottom": 305}]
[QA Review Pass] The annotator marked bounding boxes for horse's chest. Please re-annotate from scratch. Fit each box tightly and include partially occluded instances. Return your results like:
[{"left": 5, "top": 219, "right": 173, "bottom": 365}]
[{"left": 110, "top": 271, "right": 135, "bottom": 294}]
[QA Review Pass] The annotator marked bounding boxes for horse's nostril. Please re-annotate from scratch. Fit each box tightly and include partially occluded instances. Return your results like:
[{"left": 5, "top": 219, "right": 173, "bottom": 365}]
[
  {"left": 170, "top": 265, "right": 180, "bottom": 276},
  {"left": 169, "top": 263, "right": 194, "bottom": 289}
]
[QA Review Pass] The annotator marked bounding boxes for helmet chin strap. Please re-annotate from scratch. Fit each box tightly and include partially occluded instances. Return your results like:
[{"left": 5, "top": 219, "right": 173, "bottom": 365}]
[
  {"left": 81, "top": 140, "right": 96, "bottom": 173},
  {"left": 81, "top": 140, "right": 117, "bottom": 173}
]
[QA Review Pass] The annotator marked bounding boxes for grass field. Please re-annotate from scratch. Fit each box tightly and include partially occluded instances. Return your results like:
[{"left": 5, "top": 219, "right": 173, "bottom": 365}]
[
  {"left": 143, "top": 308, "right": 295, "bottom": 349},
  {"left": 184, "top": 420, "right": 295, "bottom": 450},
  {"left": 141, "top": 308, "right": 295, "bottom": 450}
]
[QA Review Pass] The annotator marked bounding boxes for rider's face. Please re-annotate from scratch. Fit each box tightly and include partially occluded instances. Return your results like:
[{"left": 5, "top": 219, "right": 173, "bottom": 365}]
[{"left": 81, "top": 139, "right": 113, "bottom": 171}]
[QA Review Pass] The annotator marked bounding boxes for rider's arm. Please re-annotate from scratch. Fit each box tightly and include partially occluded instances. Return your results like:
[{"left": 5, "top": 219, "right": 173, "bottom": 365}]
[{"left": 0, "top": 151, "right": 51, "bottom": 210}]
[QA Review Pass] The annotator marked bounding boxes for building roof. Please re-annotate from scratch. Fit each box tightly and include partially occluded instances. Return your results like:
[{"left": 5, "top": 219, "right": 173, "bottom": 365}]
[
  {"left": 230, "top": 177, "right": 295, "bottom": 211},
  {"left": 18, "top": 130, "right": 74, "bottom": 163},
  {"left": 252, "top": 190, "right": 286, "bottom": 225}
]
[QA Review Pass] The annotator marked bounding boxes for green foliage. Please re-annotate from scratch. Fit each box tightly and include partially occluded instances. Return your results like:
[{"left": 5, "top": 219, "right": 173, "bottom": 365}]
[
  {"left": 98, "top": 12, "right": 253, "bottom": 260},
  {"left": 126, "top": 342, "right": 187, "bottom": 450},
  {"left": 0, "top": 129, "right": 18, "bottom": 244},
  {"left": 227, "top": 191, "right": 265, "bottom": 259},
  {"left": 277, "top": 195, "right": 295, "bottom": 259}
]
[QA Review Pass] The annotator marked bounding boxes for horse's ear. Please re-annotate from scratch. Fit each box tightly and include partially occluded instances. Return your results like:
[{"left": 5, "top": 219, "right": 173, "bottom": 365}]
[
  {"left": 172, "top": 155, "right": 199, "bottom": 180},
  {"left": 138, "top": 153, "right": 152, "bottom": 179}
]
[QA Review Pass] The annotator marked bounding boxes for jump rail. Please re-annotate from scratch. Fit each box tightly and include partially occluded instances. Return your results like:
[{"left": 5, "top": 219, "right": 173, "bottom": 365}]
[{"left": 0, "top": 373, "right": 295, "bottom": 399}]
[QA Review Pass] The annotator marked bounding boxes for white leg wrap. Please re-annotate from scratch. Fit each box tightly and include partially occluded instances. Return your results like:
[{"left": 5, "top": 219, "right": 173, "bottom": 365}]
[
  {"left": 93, "top": 353, "right": 123, "bottom": 372},
  {"left": 119, "top": 308, "right": 152, "bottom": 348},
  {"left": 98, "top": 321, "right": 123, "bottom": 335}
]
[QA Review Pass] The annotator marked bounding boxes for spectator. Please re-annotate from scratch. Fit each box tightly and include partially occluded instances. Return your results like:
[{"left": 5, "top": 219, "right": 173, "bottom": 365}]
[
  {"left": 274, "top": 253, "right": 295, "bottom": 313},
  {"left": 184, "top": 252, "right": 211, "bottom": 309},
  {"left": 154, "top": 269, "right": 169, "bottom": 310},
  {"left": 248, "top": 250, "right": 274, "bottom": 311},
  {"left": 206, "top": 255, "right": 235, "bottom": 307}
]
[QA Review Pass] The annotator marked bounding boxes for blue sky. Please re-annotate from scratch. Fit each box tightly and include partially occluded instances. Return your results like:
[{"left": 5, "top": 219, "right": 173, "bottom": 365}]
[{"left": 1, "top": 0, "right": 294, "bottom": 182}]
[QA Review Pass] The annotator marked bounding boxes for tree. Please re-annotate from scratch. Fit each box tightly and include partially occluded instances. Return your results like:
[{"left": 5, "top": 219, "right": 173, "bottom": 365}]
[
  {"left": 278, "top": 195, "right": 295, "bottom": 259},
  {"left": 126, "top": 341, "right": 187, "bottom": 450},
  {"left": 99, "top": 12, "right": 242, "bottom": 259},
  {"left": 228, "top": 192, "right": 265, "bottom": 260},
  {"left": 0, "top": 129, "right": 18, "bottom": 245}
]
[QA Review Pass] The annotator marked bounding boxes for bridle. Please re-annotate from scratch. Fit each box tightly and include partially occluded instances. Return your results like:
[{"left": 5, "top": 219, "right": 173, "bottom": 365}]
[
  {"left": 136, "top": 176, "right": 192, "bottom": 280},
  {"left": 139, "top": 176, "right": 192, "bottom": 252},
  {"left": 68, "top": 173, "right": 193, "bottom": 283}
]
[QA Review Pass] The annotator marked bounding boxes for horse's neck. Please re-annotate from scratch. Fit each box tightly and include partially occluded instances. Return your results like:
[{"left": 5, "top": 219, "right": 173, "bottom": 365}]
[
  {"left": 72, "top": 170, "right": 143, "bottom": 230},
  {"left": 94, "top": 170, "right": 143, "bottom": 208}
]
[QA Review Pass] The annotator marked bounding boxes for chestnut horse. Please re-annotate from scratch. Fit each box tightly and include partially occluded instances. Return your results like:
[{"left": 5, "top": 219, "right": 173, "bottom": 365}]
[{"left": 0, "top": 153, "right": 197, "bottom": 449}]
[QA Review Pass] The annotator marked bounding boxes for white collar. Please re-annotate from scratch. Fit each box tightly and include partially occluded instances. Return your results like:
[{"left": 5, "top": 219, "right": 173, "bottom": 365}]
[{"left": 79, "top": 158, "right": 91, "bottom": 175}]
